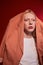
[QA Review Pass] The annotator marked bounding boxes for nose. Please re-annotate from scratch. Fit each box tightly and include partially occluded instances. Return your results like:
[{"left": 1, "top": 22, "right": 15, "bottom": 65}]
[
  {"left": 29, "top": 22, "right": 32, "bottom": 25},
  {"left": 29, "top": 20, "right": 32, "bottom": 25}
]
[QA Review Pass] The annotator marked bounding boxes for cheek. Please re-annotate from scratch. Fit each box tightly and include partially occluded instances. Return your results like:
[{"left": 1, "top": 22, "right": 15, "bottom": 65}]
[
  {"left": 33, "top": 22, "right": 36, "bottom": 29},
  {"left": 24, "top": 23, "right": 28, "bottom": 29},
  {"left": 24, "top": 22, "right": 29, "bottom": 27}
]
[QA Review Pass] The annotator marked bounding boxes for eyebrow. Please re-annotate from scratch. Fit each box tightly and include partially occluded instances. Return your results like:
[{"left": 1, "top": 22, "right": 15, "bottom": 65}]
[
  {"left": 24, "top": 18, "right": 35, "bottom": 20},
  {"left": 24, "top": 18, "right": 30, "bottom": 20}
]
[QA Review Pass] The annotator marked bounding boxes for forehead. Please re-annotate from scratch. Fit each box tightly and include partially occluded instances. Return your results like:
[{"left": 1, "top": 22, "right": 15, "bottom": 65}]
[{"left": 24, "top": 13, "right": 35, "bottom": 19}]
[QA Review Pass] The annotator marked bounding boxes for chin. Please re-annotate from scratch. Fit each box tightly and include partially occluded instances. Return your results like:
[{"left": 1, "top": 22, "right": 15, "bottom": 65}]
[{"left": 28, "top": 29, "right": 34, "bottom": 32}]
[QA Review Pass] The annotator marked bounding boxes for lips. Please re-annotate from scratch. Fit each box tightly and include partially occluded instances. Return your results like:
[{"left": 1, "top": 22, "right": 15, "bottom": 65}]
[{"left": 28, "top": 26, "right": 33, "bottom": 29}]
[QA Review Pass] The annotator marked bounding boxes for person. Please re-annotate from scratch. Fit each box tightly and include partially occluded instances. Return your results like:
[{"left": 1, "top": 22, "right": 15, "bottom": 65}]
[{"left": 0, "top": 9, "right": 43, "bottom": 65}]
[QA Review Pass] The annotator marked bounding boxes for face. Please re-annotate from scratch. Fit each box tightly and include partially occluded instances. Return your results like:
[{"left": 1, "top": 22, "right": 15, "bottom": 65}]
[{"left": 24, "top": 12, "right": 36, "bottom": 33}]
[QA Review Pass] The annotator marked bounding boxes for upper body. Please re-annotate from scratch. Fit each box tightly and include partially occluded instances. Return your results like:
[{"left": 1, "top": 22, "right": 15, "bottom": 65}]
[
  {"left": 19, "top": 37, "right": 39, "bottom": 65},
  {"left": 0, "top": 9, "right": 43, "bottom": 65}
]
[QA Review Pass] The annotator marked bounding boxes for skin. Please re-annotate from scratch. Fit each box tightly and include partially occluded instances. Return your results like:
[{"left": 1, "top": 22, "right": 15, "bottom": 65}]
[{"left": 24, "top": 12, "right": 36, "bottom": 38}]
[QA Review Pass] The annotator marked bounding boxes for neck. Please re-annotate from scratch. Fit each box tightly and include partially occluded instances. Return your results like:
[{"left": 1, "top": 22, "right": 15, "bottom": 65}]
[
  {"left": 24, "top": 29, "right": 33, "bottom": 38},
  {"left": 24, "top": 32, "right": 33, "bottom": 38}
]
